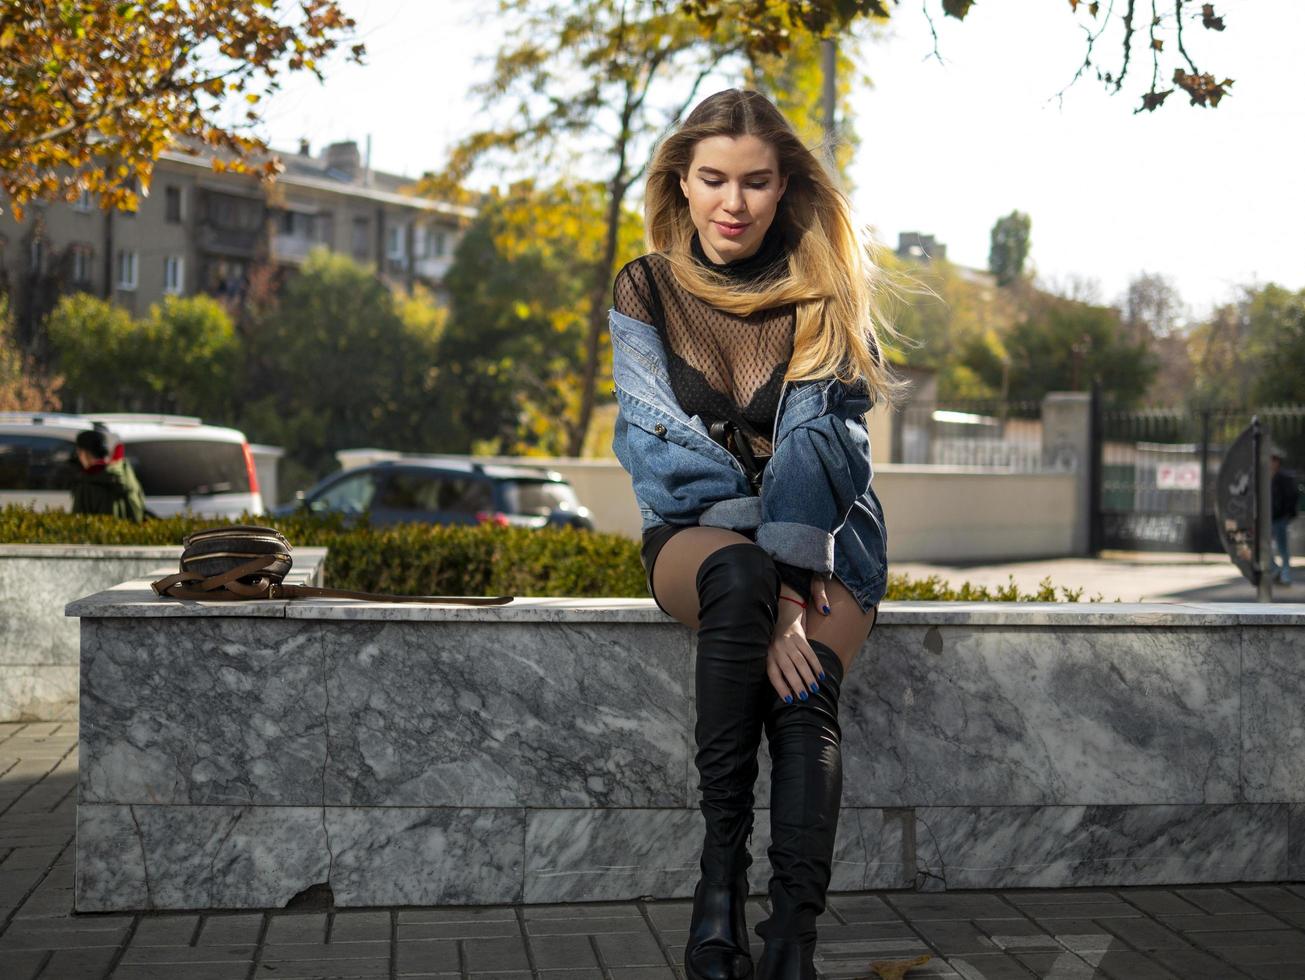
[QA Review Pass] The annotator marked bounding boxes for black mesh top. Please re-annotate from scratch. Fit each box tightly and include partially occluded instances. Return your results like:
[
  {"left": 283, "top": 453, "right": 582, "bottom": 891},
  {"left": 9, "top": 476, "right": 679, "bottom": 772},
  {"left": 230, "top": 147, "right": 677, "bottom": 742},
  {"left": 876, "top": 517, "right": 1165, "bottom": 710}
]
[{"left": 613, "top": 223, "right": 793, "bottom": 457}]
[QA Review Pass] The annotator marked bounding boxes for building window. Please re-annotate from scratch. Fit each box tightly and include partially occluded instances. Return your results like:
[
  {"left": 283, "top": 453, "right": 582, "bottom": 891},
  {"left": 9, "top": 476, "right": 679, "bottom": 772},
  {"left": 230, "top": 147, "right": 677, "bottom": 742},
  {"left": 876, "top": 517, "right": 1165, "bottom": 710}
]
[
  {"left": 163, "top": 255, "right": 184, "bottom": 295},
  {"left": 72, "top": 245, "right": 93, "bottom": 284},
  {"left": 434, "top": 230, "right": 447, "bottom": 257},
  {"left": 165, "top": 186, "right": 183, "bottom": 224},
  {"left": 351, "top": 217, "right": 370, "bottom": 259},
  {"left": 386, "top": 224, "right": 404, "bottom": 259},
  {"left": 29, "top": 238, "right": 43, "bottom": 273},
  {"left": 116, "top": 250, "right": 138, "bottom": 290},
  {"left": 74, "top": 189, "right": 95, "bottom": 213}
]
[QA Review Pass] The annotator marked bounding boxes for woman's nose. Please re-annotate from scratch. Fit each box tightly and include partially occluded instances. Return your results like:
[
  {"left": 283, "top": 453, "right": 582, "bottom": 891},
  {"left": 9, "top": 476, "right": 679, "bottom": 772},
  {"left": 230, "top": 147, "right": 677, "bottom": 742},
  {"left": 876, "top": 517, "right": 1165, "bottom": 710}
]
[{"left": 723, "top": 182, "right": 745, "bottom": 212}]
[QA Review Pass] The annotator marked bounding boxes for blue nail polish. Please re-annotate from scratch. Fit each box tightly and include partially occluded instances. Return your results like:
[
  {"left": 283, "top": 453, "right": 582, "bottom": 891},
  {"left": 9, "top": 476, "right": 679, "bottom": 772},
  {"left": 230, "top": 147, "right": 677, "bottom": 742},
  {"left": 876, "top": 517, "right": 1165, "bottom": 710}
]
[
  {"left": 822, "top": 604, "right": 831, "bottom": 615},
  {"left": 818, "top": 671, "right": 826, "bottom": 680},
  {"left": 798, "top": 690, "right": 808, "bottom": 702},
  {"left": 810, "top": 682, "right": 819, "bottom": 693},
  {"left": 784, "top": 694, "right": 793, "bottom": 704}
]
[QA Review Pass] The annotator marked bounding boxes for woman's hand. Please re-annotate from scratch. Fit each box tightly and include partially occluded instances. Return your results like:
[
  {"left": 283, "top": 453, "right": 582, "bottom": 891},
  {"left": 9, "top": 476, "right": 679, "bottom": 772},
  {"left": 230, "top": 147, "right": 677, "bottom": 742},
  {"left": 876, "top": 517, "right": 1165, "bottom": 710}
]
[
  {"left": 767, "top": 586, "right": 826, "bottom": 704},
  {"left": 809, "top": 572, "right": 831, "bottom": 617}
]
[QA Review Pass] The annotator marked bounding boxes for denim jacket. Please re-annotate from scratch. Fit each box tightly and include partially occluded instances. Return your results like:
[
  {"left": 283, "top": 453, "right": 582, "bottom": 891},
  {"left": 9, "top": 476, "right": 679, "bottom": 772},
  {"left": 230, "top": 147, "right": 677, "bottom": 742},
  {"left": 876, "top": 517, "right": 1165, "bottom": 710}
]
[{"left": 609, "top": 306, "right": 889, "bottom": 612}]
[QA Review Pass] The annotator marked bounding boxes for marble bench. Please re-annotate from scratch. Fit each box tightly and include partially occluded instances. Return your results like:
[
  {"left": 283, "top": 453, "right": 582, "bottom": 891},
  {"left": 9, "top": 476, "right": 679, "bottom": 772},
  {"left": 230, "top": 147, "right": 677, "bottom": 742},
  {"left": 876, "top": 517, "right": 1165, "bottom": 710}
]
[
  {"left": 0, "top": 545, "right": 325, "bottom": 721},
  {"left": 65, "top": 587, "right": 1305, "bottom": 911}
]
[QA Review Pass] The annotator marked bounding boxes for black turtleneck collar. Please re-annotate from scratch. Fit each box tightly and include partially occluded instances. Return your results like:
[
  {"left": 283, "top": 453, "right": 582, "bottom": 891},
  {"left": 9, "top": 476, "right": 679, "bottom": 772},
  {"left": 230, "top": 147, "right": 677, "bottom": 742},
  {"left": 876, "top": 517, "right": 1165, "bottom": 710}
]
[{"left": 690, "top": 222, "right": 788, "bottom": 283}]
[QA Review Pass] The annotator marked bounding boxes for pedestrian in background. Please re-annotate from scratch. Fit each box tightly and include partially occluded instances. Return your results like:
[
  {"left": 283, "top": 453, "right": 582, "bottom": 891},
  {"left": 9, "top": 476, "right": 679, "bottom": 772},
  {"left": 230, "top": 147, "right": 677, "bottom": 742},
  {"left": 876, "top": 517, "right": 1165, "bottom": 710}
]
[
  {"left": 1270, "top": 448, "right": 1299, "bottom": 586},
  {"left": 71, "top": 428, "right": 147, "bottom": 523}
]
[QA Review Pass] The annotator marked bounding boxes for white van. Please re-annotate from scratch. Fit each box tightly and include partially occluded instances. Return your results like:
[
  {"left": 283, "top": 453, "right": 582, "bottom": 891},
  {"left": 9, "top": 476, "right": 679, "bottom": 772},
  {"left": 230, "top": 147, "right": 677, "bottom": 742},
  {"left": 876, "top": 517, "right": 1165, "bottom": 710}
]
[{"left": 0, "top": 412, "right": 264, "bottom": 518}]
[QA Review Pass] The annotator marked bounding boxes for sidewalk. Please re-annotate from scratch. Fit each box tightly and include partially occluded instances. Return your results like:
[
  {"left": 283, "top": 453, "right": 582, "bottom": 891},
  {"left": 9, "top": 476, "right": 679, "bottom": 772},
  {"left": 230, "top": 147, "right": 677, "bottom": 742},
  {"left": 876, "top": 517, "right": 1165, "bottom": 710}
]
[
  {"left": 2, "top": 724, "right": 1305, "bottom": 979},
  {"left": 891, "top": 551, "right": 1301, "bottom": 604}
]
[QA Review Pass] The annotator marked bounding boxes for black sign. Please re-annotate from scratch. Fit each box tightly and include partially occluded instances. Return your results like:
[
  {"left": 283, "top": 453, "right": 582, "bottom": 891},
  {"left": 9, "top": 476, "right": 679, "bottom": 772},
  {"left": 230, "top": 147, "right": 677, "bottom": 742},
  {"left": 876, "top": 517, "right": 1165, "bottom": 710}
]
[{"left": 1215, "top": 421, "right": 1260, "bottom": 585}]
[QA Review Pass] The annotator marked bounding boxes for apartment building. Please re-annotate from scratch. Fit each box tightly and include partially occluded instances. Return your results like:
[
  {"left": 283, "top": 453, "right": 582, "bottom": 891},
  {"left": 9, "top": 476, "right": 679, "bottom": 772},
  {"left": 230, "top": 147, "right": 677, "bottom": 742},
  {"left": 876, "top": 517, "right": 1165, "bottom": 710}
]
[{"left": 1, "top": 139, "right": 474, "bottom": 333}]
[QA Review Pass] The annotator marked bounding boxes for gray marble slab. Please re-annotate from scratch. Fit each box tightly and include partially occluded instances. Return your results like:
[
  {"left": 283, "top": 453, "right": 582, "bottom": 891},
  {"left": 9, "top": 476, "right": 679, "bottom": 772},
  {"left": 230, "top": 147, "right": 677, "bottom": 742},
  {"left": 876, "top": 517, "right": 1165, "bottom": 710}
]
[
  {"left": 79, "top": 618, "right": 326, "bottom": 805},
  {"left": 1242, "top": 627, "right": 1305, "bottom": 803},
  {"left": 322, "top": 621, "right": 692, "bottom": 808},
  {"left": 913, "top": 804, "right": 1288, "bottom": 889},
  {"left": 76, "top": 803, "right": 330, "bottom": 911},
  {"left": 1289, "top": 804, "right": 1304, "bottom": 881},
  {"left": 327, "top": 806, "right": 524, "bottom": 906},
  {"left": 840, "top": 625, "right": 1241, "bottom": 808}
]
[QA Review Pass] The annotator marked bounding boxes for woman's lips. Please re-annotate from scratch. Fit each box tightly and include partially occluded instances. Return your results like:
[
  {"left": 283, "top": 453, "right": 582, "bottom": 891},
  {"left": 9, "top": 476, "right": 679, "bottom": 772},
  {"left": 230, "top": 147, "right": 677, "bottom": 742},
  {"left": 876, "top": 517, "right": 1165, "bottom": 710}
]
[{"left": 713, "top": 220, "right": 750, "bottom": 239}]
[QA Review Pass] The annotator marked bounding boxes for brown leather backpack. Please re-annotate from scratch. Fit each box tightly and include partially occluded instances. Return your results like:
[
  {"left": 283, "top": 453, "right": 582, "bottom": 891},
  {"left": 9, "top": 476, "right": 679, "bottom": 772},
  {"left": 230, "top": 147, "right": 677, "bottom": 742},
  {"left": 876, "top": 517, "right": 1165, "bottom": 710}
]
[{"left": 150, "top": 524, "right": 513, "bottom": 605}]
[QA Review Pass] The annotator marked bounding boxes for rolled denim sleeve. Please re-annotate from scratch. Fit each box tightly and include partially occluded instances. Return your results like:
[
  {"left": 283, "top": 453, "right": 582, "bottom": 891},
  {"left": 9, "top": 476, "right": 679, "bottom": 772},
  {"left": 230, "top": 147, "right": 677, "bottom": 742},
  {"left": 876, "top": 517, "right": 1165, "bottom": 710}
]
[
  {"left": 612, "top": 403, "right": 752, "bottom": 525},
  {"left": 755, "top": 380, "right": 873, "bottom": 574}
]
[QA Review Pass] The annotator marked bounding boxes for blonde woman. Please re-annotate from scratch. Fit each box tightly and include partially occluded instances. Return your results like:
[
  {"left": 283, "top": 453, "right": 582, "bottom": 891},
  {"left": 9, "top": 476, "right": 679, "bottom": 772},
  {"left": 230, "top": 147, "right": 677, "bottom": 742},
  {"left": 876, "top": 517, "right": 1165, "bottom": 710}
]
[{"left": 609, "top": 89, "right": 906, "bottom": 980}]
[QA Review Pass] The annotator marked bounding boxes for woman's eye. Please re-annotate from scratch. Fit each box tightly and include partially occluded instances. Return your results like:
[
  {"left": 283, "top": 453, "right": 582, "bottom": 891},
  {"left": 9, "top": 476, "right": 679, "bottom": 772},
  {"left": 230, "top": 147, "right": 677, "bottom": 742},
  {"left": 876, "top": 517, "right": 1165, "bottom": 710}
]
[{"left": 701, "top": 179, "right": 770, "bottom": 189}]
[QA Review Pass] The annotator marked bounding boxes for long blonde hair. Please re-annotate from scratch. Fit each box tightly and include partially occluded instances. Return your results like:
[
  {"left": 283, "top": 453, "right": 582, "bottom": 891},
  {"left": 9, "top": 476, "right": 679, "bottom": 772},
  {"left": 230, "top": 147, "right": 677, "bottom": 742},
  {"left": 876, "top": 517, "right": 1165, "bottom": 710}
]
[{"left": 644, "top": 88, "right": 911, "bottom": 407}]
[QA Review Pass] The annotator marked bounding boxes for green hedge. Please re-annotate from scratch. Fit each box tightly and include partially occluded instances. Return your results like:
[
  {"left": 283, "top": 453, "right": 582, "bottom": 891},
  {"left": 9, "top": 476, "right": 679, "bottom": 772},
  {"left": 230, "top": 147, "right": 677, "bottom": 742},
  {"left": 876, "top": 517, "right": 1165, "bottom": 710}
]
[{"left": 0, "top": 505, "right": 1103, "bottom": 602}]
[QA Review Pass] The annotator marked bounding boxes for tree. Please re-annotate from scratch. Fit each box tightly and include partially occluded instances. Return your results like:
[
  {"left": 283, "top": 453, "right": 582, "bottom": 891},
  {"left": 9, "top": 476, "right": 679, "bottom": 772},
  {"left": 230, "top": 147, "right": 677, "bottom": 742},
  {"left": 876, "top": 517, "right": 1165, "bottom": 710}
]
[
  {"left": 139, "top": 295, "right": 242, "bottom": 421},
  {"left": 238, "top": 249, "right": 449, "bottom": 490},
  {"left": 988, "top": 210, "right": 1031, "bottom": 288},
  {"left": 441, "top": 180, "right": 645, "bottom": 456},
  {"left": 1000, "top": 287, "right": 1157, "bottom": 406},
  {"left": 0, "top": 0, "right": 363, "bottom": 218},
  {"left": 678, "top": 0, "right": 1235, "bottom": 114},
  {"left": 0, "top": 295, "right": 62, "bottom": 411},
  {"left": 44, "top": 293, "right": 141, "bottom": 411},
  {"left": 424, "top": 0, "right": 843, "bottom": 458}
]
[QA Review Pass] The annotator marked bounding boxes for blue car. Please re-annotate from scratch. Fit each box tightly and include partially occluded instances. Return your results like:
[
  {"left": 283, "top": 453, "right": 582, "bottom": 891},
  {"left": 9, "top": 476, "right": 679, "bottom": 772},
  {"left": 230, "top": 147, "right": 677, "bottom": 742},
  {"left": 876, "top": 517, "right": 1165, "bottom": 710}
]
[{"left": 272, "top": 458, "right": 595, "bottom": 530}]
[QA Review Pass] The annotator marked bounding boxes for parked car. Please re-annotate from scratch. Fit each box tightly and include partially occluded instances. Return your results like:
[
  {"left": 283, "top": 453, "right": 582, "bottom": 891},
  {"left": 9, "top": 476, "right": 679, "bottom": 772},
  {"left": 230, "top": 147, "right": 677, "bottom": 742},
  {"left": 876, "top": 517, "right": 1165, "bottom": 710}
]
[
  {"left": 0, "top": 412, "right": 264, "bottom": 518},
  {"left": 272, "top": 458, "right": 594, "bottom": 530}
]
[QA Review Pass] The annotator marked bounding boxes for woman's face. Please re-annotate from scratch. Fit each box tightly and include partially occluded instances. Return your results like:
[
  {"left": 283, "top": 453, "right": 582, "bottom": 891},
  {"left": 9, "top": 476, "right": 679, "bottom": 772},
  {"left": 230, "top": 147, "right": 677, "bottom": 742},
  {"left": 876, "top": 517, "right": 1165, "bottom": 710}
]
[{"left": 679, "top": 134, "right": 787, "bottom": 265}]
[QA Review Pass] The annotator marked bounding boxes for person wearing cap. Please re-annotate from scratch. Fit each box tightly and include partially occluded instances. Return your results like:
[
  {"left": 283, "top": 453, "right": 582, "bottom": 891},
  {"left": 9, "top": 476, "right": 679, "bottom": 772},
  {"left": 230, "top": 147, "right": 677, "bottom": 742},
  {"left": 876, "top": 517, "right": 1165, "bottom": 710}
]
[
  {"left": 71, "top": 429, "right": 147, "bottom": 523},
  {"left": 1270, "top": 448, "right": 1299, "bottom": 586}
]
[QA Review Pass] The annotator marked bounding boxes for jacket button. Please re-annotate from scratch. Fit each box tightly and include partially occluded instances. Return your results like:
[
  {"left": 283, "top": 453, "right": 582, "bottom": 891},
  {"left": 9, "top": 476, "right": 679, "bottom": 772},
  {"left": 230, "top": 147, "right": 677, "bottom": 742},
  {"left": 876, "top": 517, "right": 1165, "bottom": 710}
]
[{"left": 653, "top": 423, "right": 666, "bottom": 436}]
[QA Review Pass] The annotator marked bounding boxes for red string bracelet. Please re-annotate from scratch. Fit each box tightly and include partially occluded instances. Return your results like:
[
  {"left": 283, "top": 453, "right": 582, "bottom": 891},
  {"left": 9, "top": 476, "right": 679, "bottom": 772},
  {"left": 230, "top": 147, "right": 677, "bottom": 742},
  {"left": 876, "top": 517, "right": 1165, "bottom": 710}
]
[{"left": 779, "top": 594, "right": 807, "bottom": 609}]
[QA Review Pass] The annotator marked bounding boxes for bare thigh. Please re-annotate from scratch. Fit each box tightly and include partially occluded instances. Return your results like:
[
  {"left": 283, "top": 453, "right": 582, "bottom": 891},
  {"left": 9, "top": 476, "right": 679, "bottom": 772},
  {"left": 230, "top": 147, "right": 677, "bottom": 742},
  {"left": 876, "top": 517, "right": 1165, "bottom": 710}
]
[
  {"left": 803, "top": 576, "right": 878, "bottom": 676},
  {"left": 649, "top": 526, "right": 756, "bottom": 630},
  {"left": 651, "top": 526, "right": 881, "bottom": 677}
]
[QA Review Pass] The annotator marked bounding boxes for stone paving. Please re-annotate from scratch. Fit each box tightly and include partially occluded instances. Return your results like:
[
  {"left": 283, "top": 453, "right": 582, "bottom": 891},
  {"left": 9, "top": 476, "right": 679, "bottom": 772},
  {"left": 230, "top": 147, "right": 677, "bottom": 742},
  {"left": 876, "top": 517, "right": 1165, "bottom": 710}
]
[{"left": 3, "top": 723, "right": 1305, "bottom": 980}]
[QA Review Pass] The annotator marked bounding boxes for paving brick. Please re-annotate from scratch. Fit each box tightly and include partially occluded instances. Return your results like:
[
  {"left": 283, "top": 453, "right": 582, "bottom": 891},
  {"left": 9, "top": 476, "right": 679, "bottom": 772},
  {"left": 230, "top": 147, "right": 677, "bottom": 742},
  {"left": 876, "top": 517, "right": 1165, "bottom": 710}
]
[
  {"left": 593, "top": 929, "right": 668, "bottom": 967},
  {"left": 1184, "top": 929, "right": 1305, "bottom": 951},
  {"left": 251, "top": 957, "right": 391, "bottom": 978},
  {"left": 1126, "top": 946, "right": 1246, "bottom": 980},
  {"left": 130, "top": 914, "right": 200, "bottom": 946},
  {"left": 525, "top": 903, "right": 643, "bottom": 919},
  {"left": 41, "top": 946, "right": 118, "bottom": 977},
  {"left": 398, "top": 919, "right": 521, "bottom": 941},
  {"left": 1115, "top": 888, "right": 1206, "bottom": 916},
  {"left": 118, "top": 944, "right": 256, "bottom": 965},
  {"left": 824, "top": 894, "right": 903, "bottom": 923},
  {"left": 263, "top": 940, "right": 390, "bottom": 961},
  {"left": 534, "top": 971, "right": 604, "bottom": 980},
  {"left": 111, "top": 962, "right": 249, "bottom": 979},
  {"left": 331, "top": 910, "right": 392, "bottom": 942},
  {"left": 528, "top": 933, "right": 602, "bottom": 970},
  {"left": 985, "top": 932, "right": 1062, "bottom": 952},
  {"left": 910, "top": 919, "right": 1003, "bottom": 955},
  {"left": 464, "top": 934, "right": 531, "bottom": 972},
  {"left": 945, "top": 953, "right": 1038, "bottom": 980},
  {"left": 530, "top": 915, "right": 660, "bottom": 936},
  {"left": 1086, "top": 949, "right": 1182, "bottom": 979},
  {"left": 263, "top": 912, "right": 328, "bottom": 944},
  {"left": 398, "top": 907, "right": 519, "bottom": 924},
  {"left": 0, "top": 918, "right": 129, "bottom": 950},
  {"left": 1018, "top": 900, "right": 1141, "bottom": 920},
  {"left": 884, "top": 895, "right": 1017, "bottom": 921},
  {"left": 606, "top": 969, "right": 677, "bottom": 980},
  {"left": 0, "top": 949, "right": 47, "bottom": 980},
  {"left": 1159, "top": 912, "right": 1291, "bottom": 933},
  {"left": 1094, "top": 915, "right": 1193, "bottom": 951},
  {"left": 0, "top": 847, "right": 62, "bottom": 872},
  {"left": 395, "top": 938, "right": 459, "bottom": 974},
  {"left": 1000, "top": 889, "right": 1118, "bottom": 905},
  {"left": 1010, "top": 950, "right": 1098, "bottom": 978},
  {"left": 196, "top": 912, "right": 264, "bottom": 946},
  {"left": 1173, "top": 887, "right": 1262, "bottom": 915},
  {"left": 1232, "top": 886, "right": 1305, "bottom": 914}
]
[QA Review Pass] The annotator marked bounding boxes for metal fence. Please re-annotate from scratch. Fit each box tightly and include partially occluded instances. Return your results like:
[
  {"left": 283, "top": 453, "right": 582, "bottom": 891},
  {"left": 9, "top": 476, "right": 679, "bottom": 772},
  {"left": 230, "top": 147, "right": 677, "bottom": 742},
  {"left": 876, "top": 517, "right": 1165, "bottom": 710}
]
[
  {"left": 893, "top": 400, "right": 1047, "bottom": 470},
  {"left": 1094, "top": 403, "right": 1305, "bottom": 553}
]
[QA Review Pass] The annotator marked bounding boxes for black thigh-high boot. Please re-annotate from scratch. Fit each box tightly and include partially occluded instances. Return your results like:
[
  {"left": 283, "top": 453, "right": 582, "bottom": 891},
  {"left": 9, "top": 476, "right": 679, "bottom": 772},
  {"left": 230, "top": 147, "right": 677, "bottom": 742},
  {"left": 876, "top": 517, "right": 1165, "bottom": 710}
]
[
  {"left": 685, "top": 541, "right": 781, "bottom": 980},
  {"left": 753, "top": 639, "right": 845, "bottom": 980}
]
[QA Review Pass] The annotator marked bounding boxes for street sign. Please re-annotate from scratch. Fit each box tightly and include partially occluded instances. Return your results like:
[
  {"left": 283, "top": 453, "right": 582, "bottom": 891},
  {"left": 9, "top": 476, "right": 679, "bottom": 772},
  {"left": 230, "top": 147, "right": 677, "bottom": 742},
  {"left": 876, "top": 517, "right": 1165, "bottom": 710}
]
[
  {"left": 1156, "top": 461, "right": 1201, "bottom": 490},
  {"left": 1214, "top": 418, "right": 1272, "bottom": 597}
]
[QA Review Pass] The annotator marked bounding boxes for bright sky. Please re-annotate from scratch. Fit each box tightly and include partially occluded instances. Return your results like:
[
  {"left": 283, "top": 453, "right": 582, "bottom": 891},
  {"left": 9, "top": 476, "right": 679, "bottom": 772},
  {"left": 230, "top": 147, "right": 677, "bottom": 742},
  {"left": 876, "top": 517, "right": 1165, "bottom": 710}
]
[{"left": 255, "top": 0, "right": 1303, "bottom": 321}]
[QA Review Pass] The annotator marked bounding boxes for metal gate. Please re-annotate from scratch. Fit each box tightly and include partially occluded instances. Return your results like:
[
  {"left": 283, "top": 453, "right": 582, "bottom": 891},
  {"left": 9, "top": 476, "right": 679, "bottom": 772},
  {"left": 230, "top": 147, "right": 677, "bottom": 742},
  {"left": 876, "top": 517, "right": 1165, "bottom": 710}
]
[{"left": 1091, "top": 391, "right": 1305, "bottom": 554}]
